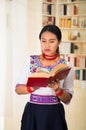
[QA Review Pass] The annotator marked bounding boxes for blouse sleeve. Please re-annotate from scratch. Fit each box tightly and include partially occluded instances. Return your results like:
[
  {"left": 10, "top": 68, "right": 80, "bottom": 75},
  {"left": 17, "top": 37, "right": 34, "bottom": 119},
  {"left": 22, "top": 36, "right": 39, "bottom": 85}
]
[
  {"left": 60, "top": 65, "right": 74, "bottom": 96},
  {"left": 15, "top": 56, "right": 30, "bottom": 87}
]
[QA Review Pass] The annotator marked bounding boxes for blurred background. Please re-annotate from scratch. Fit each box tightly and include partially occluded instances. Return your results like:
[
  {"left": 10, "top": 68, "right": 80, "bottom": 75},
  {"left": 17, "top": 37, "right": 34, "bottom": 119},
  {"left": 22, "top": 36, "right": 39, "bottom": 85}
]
[{"left": 0, "top": 0, "right": 86, "bottom": 130}]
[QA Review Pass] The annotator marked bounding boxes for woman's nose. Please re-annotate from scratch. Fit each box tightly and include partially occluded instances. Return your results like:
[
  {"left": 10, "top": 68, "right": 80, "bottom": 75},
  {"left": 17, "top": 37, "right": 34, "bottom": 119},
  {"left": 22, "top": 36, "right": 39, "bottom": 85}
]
[{"left": 45, "top": 41, "right": 50, "bottom": 47}]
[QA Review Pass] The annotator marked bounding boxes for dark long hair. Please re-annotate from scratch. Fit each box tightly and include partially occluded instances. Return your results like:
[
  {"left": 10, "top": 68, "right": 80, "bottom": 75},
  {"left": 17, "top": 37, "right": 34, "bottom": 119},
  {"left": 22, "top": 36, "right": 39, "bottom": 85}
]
[{"left": 39, "top": 25, "right": 62, "bottom": 55}]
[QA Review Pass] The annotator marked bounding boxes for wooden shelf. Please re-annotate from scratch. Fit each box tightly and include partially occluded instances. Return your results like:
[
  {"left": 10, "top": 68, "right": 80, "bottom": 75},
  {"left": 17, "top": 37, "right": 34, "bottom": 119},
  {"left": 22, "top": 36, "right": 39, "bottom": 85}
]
[
  {"left": 57, "top": 0, "right": 86, "bottom": 82},
  {"left": 58, "top": 1, "right": 86, "bottom": 5},
  {"left": 42, "top": 0, "right": 56, "bottom": 26}
]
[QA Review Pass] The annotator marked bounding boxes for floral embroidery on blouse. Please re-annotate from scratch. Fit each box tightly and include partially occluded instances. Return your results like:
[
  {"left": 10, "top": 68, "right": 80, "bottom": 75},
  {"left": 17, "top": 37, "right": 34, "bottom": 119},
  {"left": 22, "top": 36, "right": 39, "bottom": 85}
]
[
  {"left": 30, "top": 55, "right": 68, "bottom": 73},
  {"left": 30, "top": 55, "right": 39, "bottom": 72}
]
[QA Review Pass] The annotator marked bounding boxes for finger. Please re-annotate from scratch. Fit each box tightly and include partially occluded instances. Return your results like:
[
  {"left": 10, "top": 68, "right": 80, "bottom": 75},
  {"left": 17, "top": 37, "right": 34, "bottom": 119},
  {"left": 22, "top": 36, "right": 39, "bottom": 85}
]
[
  {"left": 48, "top": 83, "right": 54, "bottom": 88},
  {"left": 55, "top": 79, "right": 59, "bottom": 82}
]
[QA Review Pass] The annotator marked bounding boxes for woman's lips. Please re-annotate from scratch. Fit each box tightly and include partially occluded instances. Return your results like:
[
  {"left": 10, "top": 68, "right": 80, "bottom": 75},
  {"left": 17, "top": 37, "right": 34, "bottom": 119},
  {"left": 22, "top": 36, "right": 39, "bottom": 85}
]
[{"left": 44, "top": 49, "right": 51, "bottom": 52}]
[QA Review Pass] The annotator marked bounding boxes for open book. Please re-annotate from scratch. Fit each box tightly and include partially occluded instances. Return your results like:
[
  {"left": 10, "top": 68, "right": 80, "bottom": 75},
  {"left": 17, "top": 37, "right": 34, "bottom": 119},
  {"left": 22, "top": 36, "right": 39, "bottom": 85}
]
[{"left": 26, "top": 63, "right": 71, "bottom": 87}]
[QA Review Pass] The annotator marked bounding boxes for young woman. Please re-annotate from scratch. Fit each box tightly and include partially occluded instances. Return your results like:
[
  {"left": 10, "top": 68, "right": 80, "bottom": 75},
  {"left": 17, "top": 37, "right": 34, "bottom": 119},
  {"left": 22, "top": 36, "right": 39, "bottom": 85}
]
[{"left": 15, "top": 25, "right": 74, "bottom": 130}]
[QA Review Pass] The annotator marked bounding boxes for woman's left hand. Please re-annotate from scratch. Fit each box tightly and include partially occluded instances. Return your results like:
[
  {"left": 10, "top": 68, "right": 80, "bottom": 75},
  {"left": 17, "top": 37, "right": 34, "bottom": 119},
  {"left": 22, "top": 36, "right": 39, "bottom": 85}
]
[{"left": 48, "top": 79, "right": 60, "bottom": 92}]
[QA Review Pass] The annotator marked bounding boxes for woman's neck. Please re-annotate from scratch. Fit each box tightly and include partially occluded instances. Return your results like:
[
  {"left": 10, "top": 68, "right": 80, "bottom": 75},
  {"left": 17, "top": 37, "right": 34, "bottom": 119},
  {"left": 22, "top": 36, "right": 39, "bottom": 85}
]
[{"left": 42, "top": 53, "right": 58, "bottom": 60}]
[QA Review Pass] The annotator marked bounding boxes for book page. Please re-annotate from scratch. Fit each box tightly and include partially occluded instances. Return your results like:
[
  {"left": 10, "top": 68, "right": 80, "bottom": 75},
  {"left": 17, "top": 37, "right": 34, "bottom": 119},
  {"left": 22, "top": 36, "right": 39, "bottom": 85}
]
[
  {"left": 30, "top": 63, "right": 70, "bottom": 78},
  {"left": 50, "top": 63, "right": 70, "bottom": 76},
  {"left": 29, "top": 71, "right": 51, "bottom": 78}
]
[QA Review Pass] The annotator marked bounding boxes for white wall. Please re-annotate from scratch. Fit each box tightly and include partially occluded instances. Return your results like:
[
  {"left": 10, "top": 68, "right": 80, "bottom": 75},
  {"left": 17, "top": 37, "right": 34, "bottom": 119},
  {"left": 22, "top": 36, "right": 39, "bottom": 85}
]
[
  {"left": 12, "top": 0, "right": 42, "bottom": 130},
  {"left": 0, "top": 0, "right": 7, "bottom": 129},
  {"left": 0, "top": 0, "right": 42, "bottom": 130}
]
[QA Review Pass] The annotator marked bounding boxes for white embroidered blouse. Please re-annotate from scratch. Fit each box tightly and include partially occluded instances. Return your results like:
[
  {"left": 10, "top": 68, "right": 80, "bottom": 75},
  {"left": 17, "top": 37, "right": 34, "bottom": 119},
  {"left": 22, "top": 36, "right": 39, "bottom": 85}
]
[{"left": 16, "top": 55, "right": 74, "bottom": 98}]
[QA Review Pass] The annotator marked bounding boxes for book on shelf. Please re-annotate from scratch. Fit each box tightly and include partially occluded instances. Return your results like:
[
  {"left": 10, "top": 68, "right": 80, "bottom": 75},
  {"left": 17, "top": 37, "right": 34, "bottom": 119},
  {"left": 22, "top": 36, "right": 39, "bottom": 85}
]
[
  {"left": 72, "top": 17, "right": 79, "bottom": 28},
  {"left": 60, "top": 42, "right": 71, "bottom": 54},
  {"left": 63, "top": 55, "right": 86, "bottom": 68},
  {"left": 63, "top": 4, "right": 67, "bottom": 15},
  {"left": 82, "top": 69, "right": 86, "bottom": 80},
  {"left": 42, "top": 3, "right": 55, "bottom": 15},
  {"left": 59, "top": 4, "right": 78, "bottom": 16},
  {"left": 79, "top": 17, "right": 86, "bottom": 28},
  {"left": 68, "top": 56, "right": 77, "bottom": 67},
  {"left": 74, "top": 69, "right": 86, "bottom": 81},
  {"left": 42, "top": 16, "right": 55, "bottom": 26},
  {"left": 26, "top": 63, "right": 71, "bottom": 87},
  {"left": 77, "top": 57, "right": 86, "bottom": 68},
  {"left": 59, "top": 18, "right": 71, "bottom": 28},
  {"left": 74, "top": 69, "right": 80, "bottom": 80},
  {"left": 47, "top": 4, "right": 55, "bottom": 15},
  {"left": 60, "top": 42, "right": 78, "bottom": 54},
  {"left": 47, "top": 4, "right": 52, "bottom": 14},
  {"left": 47, "top": 0, "right": 56, "bottom": 2}
]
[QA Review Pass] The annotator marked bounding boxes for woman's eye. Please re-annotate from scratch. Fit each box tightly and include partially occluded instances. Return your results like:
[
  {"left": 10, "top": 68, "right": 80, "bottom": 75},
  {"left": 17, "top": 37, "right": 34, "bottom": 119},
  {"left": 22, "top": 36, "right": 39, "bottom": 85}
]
[
  {"left": 50, "top": 41, "right": 54, "bottom": 43},
  {"left": 42, "top": 40, "right": 46, "bottom": 43}
]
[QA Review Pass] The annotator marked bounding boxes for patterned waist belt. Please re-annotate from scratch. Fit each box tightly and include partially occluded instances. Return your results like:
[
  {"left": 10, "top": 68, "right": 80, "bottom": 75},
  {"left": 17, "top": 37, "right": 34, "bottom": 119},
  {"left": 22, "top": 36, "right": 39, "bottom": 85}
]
[{"left": 30, "top": 94, "right": 60, "bottom": 105}]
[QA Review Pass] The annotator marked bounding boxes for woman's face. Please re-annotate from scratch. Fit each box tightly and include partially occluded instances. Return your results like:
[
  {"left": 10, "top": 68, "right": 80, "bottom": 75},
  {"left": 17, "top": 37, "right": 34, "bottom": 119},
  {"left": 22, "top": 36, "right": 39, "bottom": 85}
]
[{"left": 40, "top": 31, "right": 60, "bottom": 56}]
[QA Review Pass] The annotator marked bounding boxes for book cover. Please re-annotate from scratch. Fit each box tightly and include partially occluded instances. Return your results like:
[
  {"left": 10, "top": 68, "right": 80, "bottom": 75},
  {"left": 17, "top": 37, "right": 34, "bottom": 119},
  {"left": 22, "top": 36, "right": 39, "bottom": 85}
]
[
  {"left": 26, "top": 63, "right": 71, "bottom": 87},
  {"left": 60, "top": 42, "right": 72, "bottom": 54},
  {"left": 82, "top": 69, "right": 86, "bottom": 80},
  {"left": 75, "top": 69, "right": 80, "bottom": 80},
  {"left": 70, "top": 42, "right": 75, "bottom": 53},
  {"left": 47, "top": 4, "right": 51, "bottom": 14},
  {"left": 63, "top": 4, "right": 67, "bottom": 15}
]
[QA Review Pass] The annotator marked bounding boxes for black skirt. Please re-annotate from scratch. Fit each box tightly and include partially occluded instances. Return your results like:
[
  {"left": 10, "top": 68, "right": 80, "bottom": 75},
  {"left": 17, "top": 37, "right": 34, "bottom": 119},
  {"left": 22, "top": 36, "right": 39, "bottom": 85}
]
[{"left": 21, "top": 102, "right": 68, "bottom": 130}]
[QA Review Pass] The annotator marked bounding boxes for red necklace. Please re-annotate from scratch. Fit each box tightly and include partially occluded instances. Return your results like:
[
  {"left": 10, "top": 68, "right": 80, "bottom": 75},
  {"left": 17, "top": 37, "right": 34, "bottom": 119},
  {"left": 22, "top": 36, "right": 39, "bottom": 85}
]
[{"left": 42, "top": 53, "right": 58, "bottom": 60}]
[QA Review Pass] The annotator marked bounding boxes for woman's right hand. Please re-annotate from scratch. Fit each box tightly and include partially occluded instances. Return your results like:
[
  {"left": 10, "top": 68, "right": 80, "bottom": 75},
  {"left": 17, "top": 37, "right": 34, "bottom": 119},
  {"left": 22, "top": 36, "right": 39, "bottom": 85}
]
[{"left": 15, "top": 85, "right": 39, "bottom": 95}]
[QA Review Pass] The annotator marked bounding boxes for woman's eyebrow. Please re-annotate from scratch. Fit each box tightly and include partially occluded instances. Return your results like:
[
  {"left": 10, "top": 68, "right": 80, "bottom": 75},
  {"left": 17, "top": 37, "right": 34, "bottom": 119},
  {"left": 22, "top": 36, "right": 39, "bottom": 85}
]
[
  {"left": 41, "top": 38, "right": 56, "bottom": 40},
  {"left": 49, "top": 39, "right": 56, "bottom": 40}
]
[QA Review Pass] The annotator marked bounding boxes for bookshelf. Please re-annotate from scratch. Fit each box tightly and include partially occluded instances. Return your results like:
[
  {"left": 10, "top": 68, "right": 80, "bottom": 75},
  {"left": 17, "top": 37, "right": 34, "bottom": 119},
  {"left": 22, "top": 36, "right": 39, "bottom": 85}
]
[
  {"left": 57, "top": 0, "right": 86, "bottom": 87},
  {"left": 42, "top": 0, "right": 56, "bottom": 26}
]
